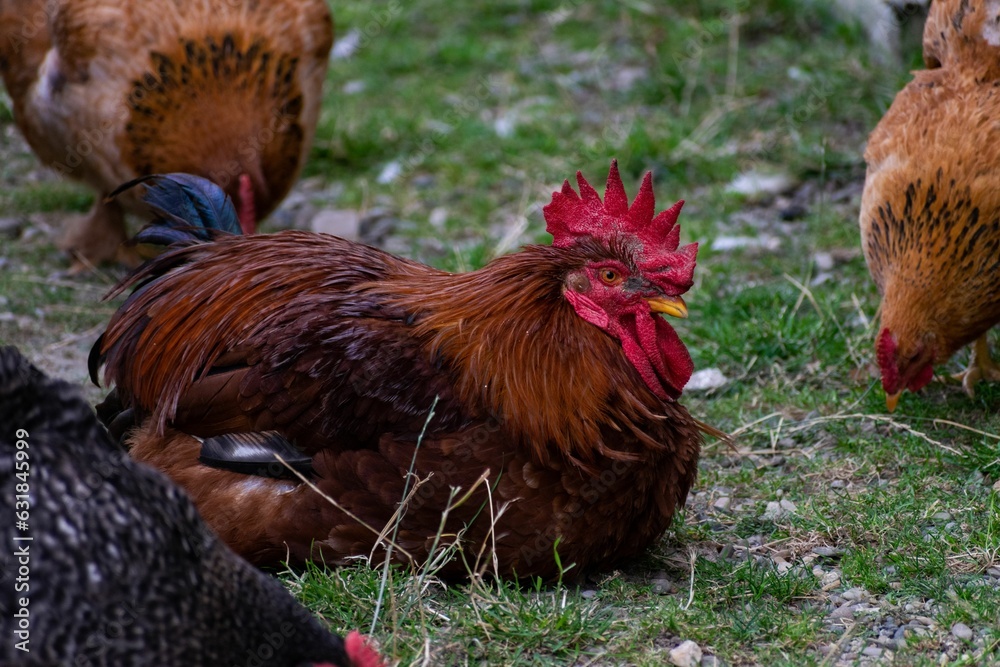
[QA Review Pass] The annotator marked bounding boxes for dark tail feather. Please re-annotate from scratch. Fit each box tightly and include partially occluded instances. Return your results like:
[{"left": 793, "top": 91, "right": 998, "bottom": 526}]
[{"left": 108, "top": 173, "right": 242, "bottom": 251}]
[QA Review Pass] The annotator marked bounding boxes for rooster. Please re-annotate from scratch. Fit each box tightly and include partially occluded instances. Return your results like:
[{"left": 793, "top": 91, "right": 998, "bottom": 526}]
[
  {"left": 90, "top": 162, "right": 710, "bottom": 581},
  {"left": 0, "top": 0, "right": 333, "bottom": 270},
  {"left": 0, "top": 346, "right": 384, "bottom": 667},
  {"left": 860, "top": 0, "right": 1000, "bottom": 411}
]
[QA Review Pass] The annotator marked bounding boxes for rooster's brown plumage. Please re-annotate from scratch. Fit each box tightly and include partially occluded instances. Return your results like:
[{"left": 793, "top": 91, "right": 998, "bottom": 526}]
[
  {"left": 91, "top": 163, "right": 707, "bottom": 581},
  {"left": 861, "top": 0, "right": 1000, "bottom": 410},
  {"left": 0, "top": 0, "right": 333, "bottom": 270}
]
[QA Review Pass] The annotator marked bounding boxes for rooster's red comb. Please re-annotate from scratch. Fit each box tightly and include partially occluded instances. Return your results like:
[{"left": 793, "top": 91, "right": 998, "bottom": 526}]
[{"left": 543, "top": 160, "right": 697, "bottom": 293}]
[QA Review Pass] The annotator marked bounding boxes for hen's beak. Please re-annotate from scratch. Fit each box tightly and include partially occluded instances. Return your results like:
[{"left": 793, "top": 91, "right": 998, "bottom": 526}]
[
  {"left": 885, "top": 391, "right": 901, "bottom": 413},
  {"left": 648, "top": 295, "right": 688, "bottom": 319}
]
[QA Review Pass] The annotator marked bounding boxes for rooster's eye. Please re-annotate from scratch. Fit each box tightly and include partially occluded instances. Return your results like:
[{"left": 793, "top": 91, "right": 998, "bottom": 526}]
[{"left": 599, "top": 269, "right": 622, "bottom": 285}]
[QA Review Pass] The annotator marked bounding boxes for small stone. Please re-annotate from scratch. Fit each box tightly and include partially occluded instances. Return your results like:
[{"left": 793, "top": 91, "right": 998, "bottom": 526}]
[
  {"left": 813, "top": 546, "right": 843, "bottom": 557},
  {"left": 0, "top": 217, "right": 23, "bottom": 239},
  {"left": 310, "top": 209, "right": 362, "bottom": 241},
  {"left": 830, "top": 479, "right": 847, "bottom": 489},
  {"left": 330, "top": 28, "right": 361, "bottom": 59},
  {"left": 686, "top": 368, "right": 729, "bottom": 391},
  {"left": 952, "top": 623, "right": 974, "bottom": 641},
  {"left": 842, "top": 587, "right": 866, "bottom": 601},
  {"left": 342, "top": 80, "right": 366, "bottom": 94},
  {"left": 669, "top": 640, "right": 703, "bottom": 667},
  {"left": 779, "top": 203, "right": 807, "bottom": 220},
  {"left": 428, "top": 207, "right": 449, "bottom": 228},
  {"left": 813, "top": 252, "right": 835, "bottom": 271},
  {"left": 412, "top": 173, "right": 436, "bottom": 189},
  {"left": 862, "top": 646, "right": 883, "bottom": 658},
  {"left": 829, "top": 602, "right": 855, "bottom": 620},
  {"left": 652, "top": 579, "right": 676, "bottom": 595},
  {"left": 987, "top": 568, "right": 1000, "bottom": 578},
  {"left": 580, "top": 589, "right": 597, "bottom": 599},
  {"left": 915, "top": 616, "right": 936, "bottom": 626},
  {"left": 821, "top": 571, "right": 841, "bottom": 587},
  {"left": 931, "top": 511, "right": 953, "bottom": 522},
  {"left": 779, "top": 499, "right": 797, "bottom": 513},
  {"left": 377, "top": 160, "right": 402, "bottom": 184},
  {"left": 358, "top": 212, "right": 400, "bottom": 245},
  {"left": 761, "top": 501, "right": 786, "bottom": 521},
  {"left": 712, "top": 497, "right": 731, "bottom": 512},
  {"left": 725, "top": 171, "right": 795, "bottom": 199},
  {"left": 810, "top": 272, "right": 834, "bottom": 287},
  {"left": 992, "top": 479, "right": 1000, "bottom": 493},
  {"left": 710, "top": 235, "right": 781, "bottom": 252}
]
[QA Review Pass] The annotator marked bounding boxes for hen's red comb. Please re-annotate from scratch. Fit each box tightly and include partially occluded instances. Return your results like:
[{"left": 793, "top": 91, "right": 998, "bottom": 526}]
[
  {"left": 344, "top": 631, "right": 386, "bottom": 667},
  {"left": 543, "top": 160, "right": 697, "bottom": 294}
]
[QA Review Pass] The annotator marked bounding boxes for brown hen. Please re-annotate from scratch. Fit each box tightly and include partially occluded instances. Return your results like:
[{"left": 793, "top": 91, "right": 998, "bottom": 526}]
[
  {"left": 0, "top": 0, "right": 333, "bottom": 270},
  {"left": 860, "top": 0, "right": 1000, "bottom": 410},
  {"left": 91, "top": 163, "right": 710, "bottom": 581}
]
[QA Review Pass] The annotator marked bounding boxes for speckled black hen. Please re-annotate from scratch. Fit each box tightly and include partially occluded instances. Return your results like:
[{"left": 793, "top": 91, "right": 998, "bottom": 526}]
[{"left": 0, "top": 346, "right": 383, "bottom": 667}]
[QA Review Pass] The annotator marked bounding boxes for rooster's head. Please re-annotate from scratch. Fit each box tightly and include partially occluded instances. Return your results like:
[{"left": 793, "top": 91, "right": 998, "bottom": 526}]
[
  {"left": 876, "top": 327, "right": 936, "bottom": 412},
  {"left": 544, "top": 160, "right": 698, "bottom": 400}
]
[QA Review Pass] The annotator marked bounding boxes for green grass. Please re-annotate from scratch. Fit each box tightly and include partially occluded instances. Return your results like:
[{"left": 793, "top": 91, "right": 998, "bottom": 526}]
[{"left": 3, "top": 0, "right": 999, "bottom": 664}]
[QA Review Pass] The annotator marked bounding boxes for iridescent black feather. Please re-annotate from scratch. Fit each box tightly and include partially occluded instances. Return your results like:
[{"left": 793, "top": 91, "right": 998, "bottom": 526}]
[{"left": 110, "top": 173, "right": 242, "bottom": 249}]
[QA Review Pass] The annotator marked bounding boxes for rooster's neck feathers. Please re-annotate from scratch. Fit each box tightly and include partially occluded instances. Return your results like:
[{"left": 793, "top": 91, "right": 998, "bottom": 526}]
[{"left": 374, "top": 243, "right": 674, "bottom": 468}]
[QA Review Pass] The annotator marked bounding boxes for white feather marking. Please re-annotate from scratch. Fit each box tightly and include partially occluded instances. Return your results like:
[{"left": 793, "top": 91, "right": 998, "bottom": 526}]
[{"left": 983, "top": 0, "right": 1000, "bottom": 46}]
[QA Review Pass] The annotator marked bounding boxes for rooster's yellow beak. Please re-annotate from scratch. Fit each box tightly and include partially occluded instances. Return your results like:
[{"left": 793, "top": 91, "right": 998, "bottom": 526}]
[
  {"left": 885, "top": 391, "right": 901, "bottom": 413},
  {"left": 648, "top": 295, "right": 688, "bottom": 319}
]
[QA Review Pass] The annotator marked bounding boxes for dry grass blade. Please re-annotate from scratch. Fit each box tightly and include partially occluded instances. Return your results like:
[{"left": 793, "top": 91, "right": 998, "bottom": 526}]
[
  {"left": 931, "top": 418, "right": 1000, "bottom": 440},
  {"left": 682, "top": 547, "right": 697, "bottom": 611},
  {"left": 788, "top": 413, "right": 964, "bottom": 456},
  {"left": 729, "top": 412, "right": 783, "bottom": 438},
  {"left": 733, "top": 411, "right": 967, "bottom": 456},
  {"left": 783, "top": 272, "right": 824, "bottom": 322}
]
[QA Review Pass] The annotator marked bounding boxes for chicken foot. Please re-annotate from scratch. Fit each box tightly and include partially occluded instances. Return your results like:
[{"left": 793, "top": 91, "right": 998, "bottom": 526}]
[
  {"left": 57, "top": 197, "right": 141, "bottom": 273},
  {"left": 952, "top": 334, "right": 1000, "bottom": 397}
]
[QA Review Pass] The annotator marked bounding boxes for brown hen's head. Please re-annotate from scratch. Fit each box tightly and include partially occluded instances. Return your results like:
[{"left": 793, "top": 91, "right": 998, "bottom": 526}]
[
  {"left": 876, "top": 326, "right": 937, "bottom": 412},
  {"left": 922, "top": 0, "right": 1000, "bottom": 74},
  {"left": 544, "top": 160, "right": 698, "bottom": 400}
]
